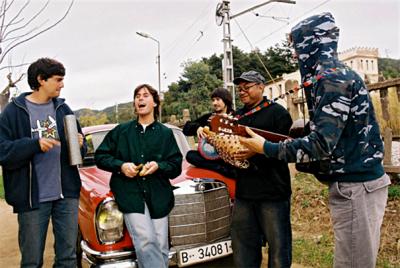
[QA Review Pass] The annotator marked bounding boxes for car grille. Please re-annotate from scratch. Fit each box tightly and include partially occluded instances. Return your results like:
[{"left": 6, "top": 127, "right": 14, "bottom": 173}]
[{"left": 169, "top": 185, "right": 231, "bottom": 247}]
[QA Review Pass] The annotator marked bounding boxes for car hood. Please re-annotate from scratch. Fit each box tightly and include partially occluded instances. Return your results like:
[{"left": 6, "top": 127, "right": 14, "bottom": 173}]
[{"left": 79, "top": 166, "right": 112, "bottom": 197}]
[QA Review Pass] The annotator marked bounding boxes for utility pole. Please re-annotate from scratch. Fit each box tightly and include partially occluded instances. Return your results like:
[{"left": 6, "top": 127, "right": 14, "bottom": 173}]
[
  {"left": 216, "top": 1, "right": 235, "bottom": 109},
  {"left": 215, "top": 0, "right": 296, "bottom": 109}
]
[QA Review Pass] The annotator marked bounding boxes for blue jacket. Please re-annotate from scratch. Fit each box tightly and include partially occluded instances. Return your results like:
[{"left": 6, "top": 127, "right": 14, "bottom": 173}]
[
  {"left": 0, "top": 92, "right": 86, "bottom": 213},
  {"left": 264, "top": 13, "right": 385, "bottom": 182}
]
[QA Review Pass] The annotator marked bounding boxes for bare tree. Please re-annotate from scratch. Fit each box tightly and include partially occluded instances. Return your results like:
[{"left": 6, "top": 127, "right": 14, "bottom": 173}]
[
  {"left": 0, "top": 72, "right": 23, "bottom": 111},
  {"left": 0, "top": 0, "right": 74, "bottom": 111}
]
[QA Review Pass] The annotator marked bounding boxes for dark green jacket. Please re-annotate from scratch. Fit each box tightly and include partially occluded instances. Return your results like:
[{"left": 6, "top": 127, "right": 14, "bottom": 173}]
[{"left": 95, "top": 120, "right": 182, "bottom": 218}]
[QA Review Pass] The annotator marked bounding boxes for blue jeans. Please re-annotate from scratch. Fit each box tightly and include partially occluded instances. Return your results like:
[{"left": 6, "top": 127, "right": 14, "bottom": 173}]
[
  {"left": 124, "top": 203, "right": 169, "bottom": 268},
  {"left": 231, "top": 198, "right": 292, "bottom": 268},
  {"left": 17, "top": 198, "right": 79, "bottom": 268}
]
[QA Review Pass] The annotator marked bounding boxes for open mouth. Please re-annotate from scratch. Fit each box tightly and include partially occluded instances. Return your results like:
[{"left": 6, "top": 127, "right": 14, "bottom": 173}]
[{"left": 138, "top": 103, "right": 146, "bottom": 108}]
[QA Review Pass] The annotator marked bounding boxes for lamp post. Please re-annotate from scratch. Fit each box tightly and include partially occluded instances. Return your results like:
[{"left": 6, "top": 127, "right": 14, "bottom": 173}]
[{"left": 136, "top": 31, "right": 162, "bottom": 122}]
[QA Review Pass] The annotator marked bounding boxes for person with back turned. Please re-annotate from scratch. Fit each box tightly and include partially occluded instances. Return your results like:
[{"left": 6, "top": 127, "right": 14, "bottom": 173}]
[{"left": 239, "top": 13, "right": 390, "bottom": 268}]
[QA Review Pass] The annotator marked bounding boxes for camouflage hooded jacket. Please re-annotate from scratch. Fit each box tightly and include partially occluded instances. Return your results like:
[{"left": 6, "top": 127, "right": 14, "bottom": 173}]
[{"left": 263, "top": 12, "right": 385, "bottom": 182}]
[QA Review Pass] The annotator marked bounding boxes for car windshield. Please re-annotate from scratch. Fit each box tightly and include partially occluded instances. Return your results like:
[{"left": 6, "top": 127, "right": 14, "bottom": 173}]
[{"left": 85, "top": 131, "right": 109, "bottom": 156}]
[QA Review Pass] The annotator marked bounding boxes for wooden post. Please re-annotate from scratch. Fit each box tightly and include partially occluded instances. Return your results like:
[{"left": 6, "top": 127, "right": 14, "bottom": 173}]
[
  {"left": 285, "top": 80, "right": 299, "bottom": 120},
  {"left": 379, "top": 87, "right": 393, "bottom": 167},
  {"left": 383, "top": 127, "right": 393, "bottom": 166},
  {"left": 182, "top": 109, "right": 191, "bottom": 124},
  {"left": 182, "top": 108, "right": 196, "bottom": 149},
  {"left": 169, "top": 115, "right": 178, "bottom": 125},
  {"left": 287, "top": 94, "right": 299, "bottom": 120},
  {"left": 379, "top": 88, "right": 390, "bottom": 122}
]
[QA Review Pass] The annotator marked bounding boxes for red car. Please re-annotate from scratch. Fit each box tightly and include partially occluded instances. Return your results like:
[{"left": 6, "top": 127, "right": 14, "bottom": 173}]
[{"left": 77, "top": 123, "right": 236, "bottom": 267}]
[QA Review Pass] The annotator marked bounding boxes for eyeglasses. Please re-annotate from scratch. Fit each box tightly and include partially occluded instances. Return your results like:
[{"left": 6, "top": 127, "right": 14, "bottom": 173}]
[{"left": 236, "top": 83, "right": 257, "bottom": 92}]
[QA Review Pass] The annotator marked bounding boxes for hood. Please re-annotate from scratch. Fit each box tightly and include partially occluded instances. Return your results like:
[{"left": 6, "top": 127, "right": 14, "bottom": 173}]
[
  {"left": 13, "top": 92, "right": 65, "bottom": 108},
  {"left": 290, "top": 12, "right": 339, "bottom": 81}
]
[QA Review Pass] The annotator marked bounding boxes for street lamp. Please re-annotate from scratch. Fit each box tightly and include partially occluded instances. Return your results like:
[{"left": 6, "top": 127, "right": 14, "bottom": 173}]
[{"left": 136, "top": 31, "right": 162, "bottom": 122}]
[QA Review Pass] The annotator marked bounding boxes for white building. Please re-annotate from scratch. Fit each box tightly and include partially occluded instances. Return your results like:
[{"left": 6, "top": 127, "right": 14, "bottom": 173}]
[{"left": 339, "top": 47, "right": 379, "bottom": 83}]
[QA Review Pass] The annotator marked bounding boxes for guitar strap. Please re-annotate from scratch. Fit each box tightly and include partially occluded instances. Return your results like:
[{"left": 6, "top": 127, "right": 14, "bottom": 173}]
[
  {"left": 235, "top": 98, "right": 272, "bottom": 120},
  {"left": 271, "top": 67, "right": 345, "bottom": 103}
]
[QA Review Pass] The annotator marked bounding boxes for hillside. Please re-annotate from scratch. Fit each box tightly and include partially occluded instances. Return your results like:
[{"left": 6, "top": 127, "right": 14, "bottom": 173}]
[
  {"left": 379, "top": 58, "right": 400, "bottom": 79},
  {"left": 75, "top": 101, "right": 133, "bottom": 127}
]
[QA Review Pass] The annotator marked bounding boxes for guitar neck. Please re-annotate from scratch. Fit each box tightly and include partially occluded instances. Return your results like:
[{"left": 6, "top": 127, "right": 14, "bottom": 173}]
[
  {"left": 209, "top": 114, "right": 290, "bottom": 142},
  {"left": 235, "top": 124, "right": 289, "bottom": 142}
]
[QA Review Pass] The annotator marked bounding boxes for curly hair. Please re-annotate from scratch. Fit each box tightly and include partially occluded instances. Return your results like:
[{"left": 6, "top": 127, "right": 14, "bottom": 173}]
[{"left": 27, "top": 58, "right": 65, "bottom": 90}]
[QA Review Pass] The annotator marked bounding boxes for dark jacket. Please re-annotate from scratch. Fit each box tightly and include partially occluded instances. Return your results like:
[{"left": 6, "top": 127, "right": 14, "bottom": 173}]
[
  {"left": 235, "top": 98, "right": 293, "bottom": 200},
  {"left": 0, "top": 92, "right": 86, "bottom": 213},
  {"left": 263, "top": 12, "right": 385, "bottom": 182},
  {"left": 182, "top": 113, "right": 212, "bottom": 136},
  {"left": 95, "top": 120, "right": 182, "bottom": 218}
]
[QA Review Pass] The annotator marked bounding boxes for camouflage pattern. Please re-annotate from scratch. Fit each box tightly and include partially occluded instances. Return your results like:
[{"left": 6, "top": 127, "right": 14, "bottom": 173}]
[{"left": 264, "top": 12, "right": 385, "bottom": 181}]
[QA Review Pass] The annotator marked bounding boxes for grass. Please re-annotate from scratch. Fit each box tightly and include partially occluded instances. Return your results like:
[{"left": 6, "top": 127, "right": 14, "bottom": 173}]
[
  {"left": 388, "top": 184, "right": 400, "bottom": 199},
  {"left": 293, "top": 236, "right": 334, "bottom": 267},
  {"left": 291, "top": 172, "right": 400, "bottom": 268}
]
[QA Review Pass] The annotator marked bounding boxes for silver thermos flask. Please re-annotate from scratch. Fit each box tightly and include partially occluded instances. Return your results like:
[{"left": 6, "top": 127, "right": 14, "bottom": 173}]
[{"left": 64, "top": 114, "right": 82, "bottom": 165}]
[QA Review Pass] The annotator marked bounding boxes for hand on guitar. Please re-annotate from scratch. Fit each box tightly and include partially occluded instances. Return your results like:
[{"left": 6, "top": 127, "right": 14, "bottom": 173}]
[
  {"left": 238, "top": 127, "right": 266, "bottom": 155},
  {"left": 234, "top": 147, "right": 256, "bottom": 161},
  {"left": 196, "top": 126, "right": 208, "bottom": 139}
]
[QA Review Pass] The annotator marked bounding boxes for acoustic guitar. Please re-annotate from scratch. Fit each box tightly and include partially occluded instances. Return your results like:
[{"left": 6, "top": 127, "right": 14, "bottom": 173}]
[{"left": 209, "top": 114, "right": 290, "bottom": 143}]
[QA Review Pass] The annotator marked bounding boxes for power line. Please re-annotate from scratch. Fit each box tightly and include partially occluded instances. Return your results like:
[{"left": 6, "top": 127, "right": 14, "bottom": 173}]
[
  {"left": 232, "top": 5, "right": 276, "bottom": 40},
  {"left": 163, "top": 0, "right": 214, "bottom": 60},
  {"left": 254, "top": 0, "right": 332, "bottom": 44},
  {"left": 233, "top": 19, "right": 280, "bottom": 92}
]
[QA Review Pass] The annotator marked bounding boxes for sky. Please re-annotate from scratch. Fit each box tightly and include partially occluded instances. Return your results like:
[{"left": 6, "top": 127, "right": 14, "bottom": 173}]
[{"left": 2, "top": 0, "right": 399, "bottom": 111}]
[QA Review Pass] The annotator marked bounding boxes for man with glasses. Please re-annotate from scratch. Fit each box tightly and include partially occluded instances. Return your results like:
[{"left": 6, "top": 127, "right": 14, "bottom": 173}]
[
  {"left": 239, "top": 13, "right": 390, "bottom": 268},
  {"left": 231, "top": 70, "right": 293, "bottom": 268}
]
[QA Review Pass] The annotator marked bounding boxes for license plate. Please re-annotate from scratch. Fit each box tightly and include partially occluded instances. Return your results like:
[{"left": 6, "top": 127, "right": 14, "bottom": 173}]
[{"left": 178, "top": 240, "right": 232, "bottom": 267}]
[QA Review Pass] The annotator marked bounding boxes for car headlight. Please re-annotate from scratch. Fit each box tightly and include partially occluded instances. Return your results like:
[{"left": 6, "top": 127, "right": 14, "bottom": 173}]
[{"left": 96, "top": 198, "right": 124, "bottom": 244}]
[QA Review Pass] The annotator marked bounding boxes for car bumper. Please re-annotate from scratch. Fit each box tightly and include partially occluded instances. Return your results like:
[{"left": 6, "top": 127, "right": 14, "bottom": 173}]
[
  {"left": 81, "top": 240, "right": 179, "bottom": 267},
  {"left": 81, "top": 240, "right": 138, "bottom": 268},
  {"left": 81, "top": 238, "right": 232, "bottom": 267}
]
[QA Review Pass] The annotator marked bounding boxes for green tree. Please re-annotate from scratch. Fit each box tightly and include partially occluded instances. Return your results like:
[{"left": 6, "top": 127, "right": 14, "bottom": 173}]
[
  {"left": 378, "top": 58, "right": 400, "bottom": 79},
  {"left": 163, "top": 42, "right": 297, "bottom": 119},
  {"left": 163, "top": 61, "right": 222, "bottom": 120},
  {"left": 202, "top": 42, "right": 297, "bottom": 83}
]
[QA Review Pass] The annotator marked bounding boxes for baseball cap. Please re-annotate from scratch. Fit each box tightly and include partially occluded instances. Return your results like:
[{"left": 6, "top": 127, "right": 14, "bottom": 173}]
[{"left": 233, "top": 70, "right": 266, "bottom": 85}]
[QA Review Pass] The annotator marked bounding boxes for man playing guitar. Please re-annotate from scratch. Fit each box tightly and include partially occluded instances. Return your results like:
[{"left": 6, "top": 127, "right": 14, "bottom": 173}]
[{"left": 230, "top": 70, "right": 293, "bottom": 268}]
